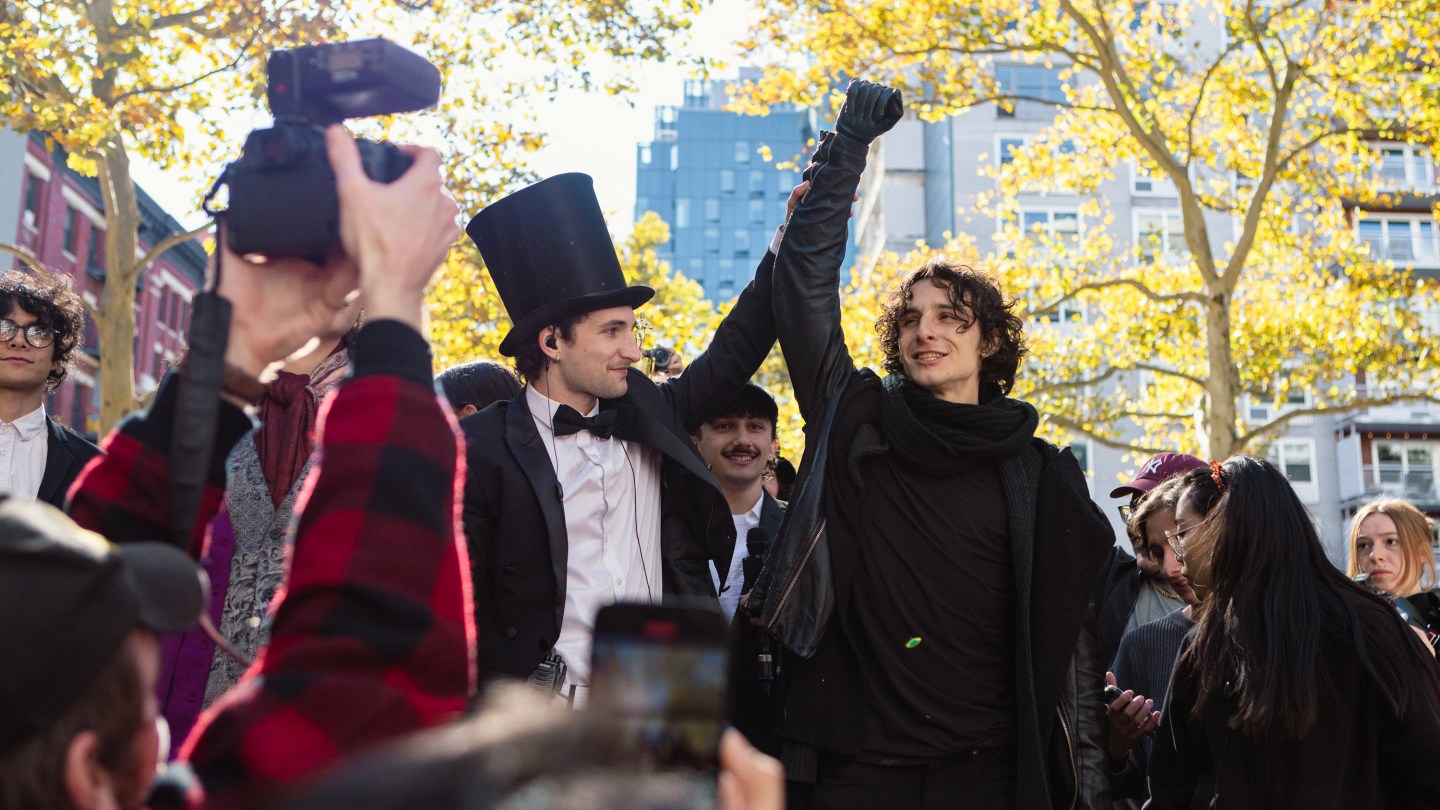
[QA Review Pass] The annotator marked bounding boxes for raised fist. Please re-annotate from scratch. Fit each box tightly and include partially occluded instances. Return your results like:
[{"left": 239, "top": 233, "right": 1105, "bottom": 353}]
[{"left": 835, "top": 79, "right": 904, "bottom": 145}]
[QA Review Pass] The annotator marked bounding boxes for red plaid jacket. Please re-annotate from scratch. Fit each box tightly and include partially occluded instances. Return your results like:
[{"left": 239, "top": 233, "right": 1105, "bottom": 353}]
[{"left": 69, "top": 321, "right": 476, "bottom": 810}]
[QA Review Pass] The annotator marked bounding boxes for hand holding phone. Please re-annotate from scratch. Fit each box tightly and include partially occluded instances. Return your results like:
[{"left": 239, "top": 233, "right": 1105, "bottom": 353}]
[{"left": 589, "top": 601, "right": 730, "bottom": 771}]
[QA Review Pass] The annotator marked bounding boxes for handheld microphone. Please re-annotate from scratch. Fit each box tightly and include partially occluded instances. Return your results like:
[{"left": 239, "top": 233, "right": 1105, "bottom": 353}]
[{"left": 743, "top": 527, "right": 776, "bottom": 682}]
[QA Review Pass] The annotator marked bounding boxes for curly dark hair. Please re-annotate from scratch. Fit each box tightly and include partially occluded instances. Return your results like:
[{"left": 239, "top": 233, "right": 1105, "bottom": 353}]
[
  {"left": 512, "top": 312, "right": 587, "bottom": 383},
  {"left": 876, "top": 260, "right": 1028, "bottom": 397},
  {"left": 0, "top": 266, "right": 86, "bottom": 392}
]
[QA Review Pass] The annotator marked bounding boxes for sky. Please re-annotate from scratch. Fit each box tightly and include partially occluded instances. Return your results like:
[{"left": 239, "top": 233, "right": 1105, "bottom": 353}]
[{"left": 129, "top": 0, "right": 759, "bottom": 239}]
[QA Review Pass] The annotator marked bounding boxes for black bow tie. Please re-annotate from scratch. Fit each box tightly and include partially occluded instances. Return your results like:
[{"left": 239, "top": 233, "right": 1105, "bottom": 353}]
[{"left": 552, "top": 405, "right": 617, "bottom": 439}]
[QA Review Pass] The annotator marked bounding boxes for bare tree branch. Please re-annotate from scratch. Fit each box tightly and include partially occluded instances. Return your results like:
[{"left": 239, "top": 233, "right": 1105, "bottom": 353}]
[
  {"left": 1131, "top": 363, "right": 1207, "bottom": 388},
  {"left": 1237, "top": 393, "right": 1440, "bottom": 446},
  {"left": 1045, "top": 413, "right": 1173, "bottom": 455},
  {"left": 131, "top": 222, "right": 211, "bottom": 277},
  {"left": 0, "top": 242, "right": 45, "bottom": 270},
  {"left": 1033, "top": 276, "right": 1208, "bottom": 313}
]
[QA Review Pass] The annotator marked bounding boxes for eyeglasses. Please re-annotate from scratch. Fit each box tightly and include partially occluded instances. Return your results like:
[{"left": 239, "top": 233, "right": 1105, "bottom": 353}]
[
  {"left": 0, "top": 318, "right": 55, "bottom": 348},
  {"left": 1163, "top": 520, "right": 1201, "bottom": 562}
]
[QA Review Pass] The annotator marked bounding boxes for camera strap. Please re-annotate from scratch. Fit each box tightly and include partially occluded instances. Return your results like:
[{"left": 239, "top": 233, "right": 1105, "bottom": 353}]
[{"left": 169, "top": 216, "right": 253, "bottom": 667}]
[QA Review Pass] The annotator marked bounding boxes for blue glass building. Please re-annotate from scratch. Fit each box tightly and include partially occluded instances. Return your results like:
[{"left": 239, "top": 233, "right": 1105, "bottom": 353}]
[{"left": 636, "top": 74, "right": 853, "bottom": 302}]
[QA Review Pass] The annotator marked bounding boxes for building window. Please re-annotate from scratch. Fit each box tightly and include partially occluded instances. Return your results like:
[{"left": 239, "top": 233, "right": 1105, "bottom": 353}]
[
  {"left": 85, "top": 232, "right": 104, "bottom": 273},
  {"left": 995, "top": 64, "right": 1065, "bottom": 115},
  {"left": 720, "top": 170, "right": 736, "bottom": 194},
  {"left": 718, "top": 258, "right": 736, "bottom": 285},
  {"left": 687, "top": 257, "right": 704, "bottom": 280},
  {"left": 1131, "top": 160, "right": 1177, "bottom": 196},
  {"left": 70, "top": 382, "right": 88, "bottom": 432},
  {"left": 1267, "top": 439, "right": 1317, "bottom": 502},
  {"left": 733, "top": 229, "right": 750, "bottom": 256},
  {"left": 1014, "top": 208, "right": 1080, "bottom": 254},
  {"left": 704, "top": 227, "right": 719, "bottom": 253},
  {"left": 1373, "top": 142, "right": 1436, "bottom": 190},
  {"left": 705, "top": 198, "right": 720, "bottom": 223},
  {"left": 63, "top": 207, "right": 80, "bottom": 256},
  {"left": 735, "top": 140, "right": 750, "bottom": 164},
  {"left": 670, "top": 145, "right": 679, "bottom": 171},
  {"left": 22, "top": 172, "right": 43, "bottom": 229},
  {"left": 1134, "top": 209, "right": 1187, "bottom": 263},
  {"left": 1358, "top": 214, "right": 1440, "bottom": 266},
  {"left": 777, "top": 171, "right": 796, "bottom": 195},
  {"left": 675, "top": 198, "right": 691, "bottom": 228},
  {"left": 639, "top": 145, "right": 652, "bottom": 165},
  {"left": 998, "top": 136, "right": 1027, "bottom": 165},
  {"left": 1371, "top": 441, "right": 1437, "bottom": 502},
  {"left": 748, "top": 199, "right": 766, "bottom": 225}
]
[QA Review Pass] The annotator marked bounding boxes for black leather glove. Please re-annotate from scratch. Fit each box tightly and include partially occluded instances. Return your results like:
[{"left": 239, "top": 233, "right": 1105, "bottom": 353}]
[{"left": 834, "top": 79, "right": 904, "bottom": 145}]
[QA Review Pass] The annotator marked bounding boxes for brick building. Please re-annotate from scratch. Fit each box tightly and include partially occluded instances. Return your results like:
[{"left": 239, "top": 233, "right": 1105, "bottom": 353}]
[{"left": 1, "top": 130, "right": 205, "bottom": 439}]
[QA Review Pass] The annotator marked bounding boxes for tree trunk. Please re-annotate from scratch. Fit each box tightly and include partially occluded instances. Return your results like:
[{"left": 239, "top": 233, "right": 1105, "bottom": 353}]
[
  {"left": 94, "top": 137, "right": 141, "bottom": 433},
  {"left": 1201, "top": 288, "right": 1240, "bottom": 461}
]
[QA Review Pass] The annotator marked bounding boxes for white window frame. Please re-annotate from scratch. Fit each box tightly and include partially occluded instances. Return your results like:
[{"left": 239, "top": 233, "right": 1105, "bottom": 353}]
[
  {"left": 1370, "top": 440, "right": 1439, "bottom": 502},
  {"left": 1357, "top": 213, "right": 1440, "bottom": 268},
  {"left": 1131, "top": 159, "right": 1177, "bottom": 196},
  {"left": 1132, "top": 208, "right": 1187, "bottom": 263},
  {"left": 1267, "top": 438, "right": 1318, "bottom": 503},
  {"left": 1009, "top": 207, "right": 1081, "bottom": 255},
  {"left": 1372, "top": 141, "right": 1437, "bottom": 192}
]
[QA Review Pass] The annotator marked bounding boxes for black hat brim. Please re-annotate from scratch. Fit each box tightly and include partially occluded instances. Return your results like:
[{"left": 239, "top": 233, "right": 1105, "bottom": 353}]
[
  {"left": 117, "top": 543, "right": 208, "bottom": 635},
  {"left": 498, "top": 285, "right": 655, "bottom": 357}
]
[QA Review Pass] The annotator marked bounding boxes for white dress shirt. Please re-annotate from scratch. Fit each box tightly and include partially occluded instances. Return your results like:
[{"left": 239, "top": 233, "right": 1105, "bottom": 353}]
[
  {"left": 527, "top": 386, "right": 662, "bottom": 689},
  {"left": 0, "top": 405, "right": 48, "bottom": 500},
  {"left": 714, "top": 494, "right": 763, "bottom": 622}
]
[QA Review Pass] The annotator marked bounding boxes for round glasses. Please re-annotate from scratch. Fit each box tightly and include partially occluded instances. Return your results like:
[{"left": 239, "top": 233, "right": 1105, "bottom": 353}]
[
  {"left": 0, "top": 318, "right": 55, "bottom": 348},
  {"left": 1163, "top": 520, "right": 1202, "bottom": 562}
]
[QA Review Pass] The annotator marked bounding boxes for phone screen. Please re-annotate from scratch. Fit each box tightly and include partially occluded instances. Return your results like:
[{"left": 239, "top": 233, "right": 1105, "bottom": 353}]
[{"left": 589, "top": 603, "right": 728, "bottom": 770}]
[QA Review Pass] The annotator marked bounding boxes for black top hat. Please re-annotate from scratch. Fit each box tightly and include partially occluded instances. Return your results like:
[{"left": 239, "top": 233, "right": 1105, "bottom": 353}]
[{"left": 466, "top": 173, "right": 654, "bottom": 357}]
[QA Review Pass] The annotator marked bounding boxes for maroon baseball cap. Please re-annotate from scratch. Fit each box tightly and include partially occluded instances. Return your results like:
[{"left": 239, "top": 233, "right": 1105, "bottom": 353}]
[{"left": 1109, "top": 452, "right": 1206, "bottom": 499}]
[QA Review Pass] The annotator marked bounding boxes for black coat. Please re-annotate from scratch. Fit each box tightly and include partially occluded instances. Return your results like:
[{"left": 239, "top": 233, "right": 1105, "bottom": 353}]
[
  {"left": 40, "top": 416, "right": 101, "bottom": 509},
  {"left": 460, "top": 253, "right": 776, "bottom": 681},
  {"left": 762, "top": 131, "right": 1113, "bottom": 808}
]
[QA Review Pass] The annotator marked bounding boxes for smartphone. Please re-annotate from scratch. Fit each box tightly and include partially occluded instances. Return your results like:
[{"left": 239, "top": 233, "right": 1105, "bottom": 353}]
[
  {"left": 589, "top": 601, "right": 729, "bottom": 771},
  {"left": 1103, "top": 684, "right": 1125, "bottom": 704}
]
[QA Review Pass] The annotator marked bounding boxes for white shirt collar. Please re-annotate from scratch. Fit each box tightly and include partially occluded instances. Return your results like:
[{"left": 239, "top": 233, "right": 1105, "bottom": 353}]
[
  {"left": 525, "top": 385, "right": 600, "bottom": 432},
  {"left": 7, "top": 405, "right": 47, "bottom": 442},
  {"left": 738, "top": 491, "right": 764, "bottom": 522}
]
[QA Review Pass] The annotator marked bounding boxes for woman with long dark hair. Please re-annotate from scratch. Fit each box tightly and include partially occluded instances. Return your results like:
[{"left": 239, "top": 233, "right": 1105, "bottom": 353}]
[{"left": 1147, "top": 457, "right": 1440, "bottom": 808}]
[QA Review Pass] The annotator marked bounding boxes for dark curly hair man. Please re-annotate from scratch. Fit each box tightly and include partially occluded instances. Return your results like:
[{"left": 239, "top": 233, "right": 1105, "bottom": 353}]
[{"left": 0, "top": 265, "right": 99, "bottom": 507}]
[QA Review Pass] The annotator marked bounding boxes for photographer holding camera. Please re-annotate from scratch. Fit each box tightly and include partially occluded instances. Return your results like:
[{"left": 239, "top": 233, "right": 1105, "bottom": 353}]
[{"left": 0, "top": 75, "right": 469, "bottom": 810}]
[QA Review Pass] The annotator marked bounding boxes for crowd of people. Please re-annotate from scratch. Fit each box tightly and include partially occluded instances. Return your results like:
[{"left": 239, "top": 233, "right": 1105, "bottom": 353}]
[{"left": 2, "top": 78, "right": 1439, "bottom": 810}]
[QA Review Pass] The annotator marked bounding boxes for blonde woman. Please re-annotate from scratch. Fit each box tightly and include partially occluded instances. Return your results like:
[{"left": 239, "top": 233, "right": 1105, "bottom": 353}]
[{"left": 1348, "top": 498, "right": 1440, "bottom": 651}]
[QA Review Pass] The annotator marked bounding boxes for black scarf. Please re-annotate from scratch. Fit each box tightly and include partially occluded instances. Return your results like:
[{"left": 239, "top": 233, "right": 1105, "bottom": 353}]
[{"left": 879, "top": 373, "right": 1039, "bottom": 474}]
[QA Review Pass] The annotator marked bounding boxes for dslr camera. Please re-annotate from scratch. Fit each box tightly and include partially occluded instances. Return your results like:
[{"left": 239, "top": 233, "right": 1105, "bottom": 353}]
[
  {"left": 642, "top": 345, "right": 674, "bottom": 376},
  {"left": 207, "top": 39, "right": 442, "bottom": 261}
]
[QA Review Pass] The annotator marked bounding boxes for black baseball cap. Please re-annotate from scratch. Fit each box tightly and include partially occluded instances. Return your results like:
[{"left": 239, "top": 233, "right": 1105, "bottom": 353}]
[{"left": 0, "top": 497, "right": 206, "bottom": 751}]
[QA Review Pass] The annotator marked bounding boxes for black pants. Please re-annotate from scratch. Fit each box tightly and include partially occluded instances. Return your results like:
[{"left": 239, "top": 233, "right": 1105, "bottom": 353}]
[{"left": 805, "top": 747, "right": 1017, "bottom": 810}]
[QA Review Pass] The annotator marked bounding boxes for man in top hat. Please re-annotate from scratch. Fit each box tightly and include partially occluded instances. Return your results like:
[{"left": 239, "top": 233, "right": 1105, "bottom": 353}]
[{"left": 460, "top": 173, "right": 791, "bottom": 702}]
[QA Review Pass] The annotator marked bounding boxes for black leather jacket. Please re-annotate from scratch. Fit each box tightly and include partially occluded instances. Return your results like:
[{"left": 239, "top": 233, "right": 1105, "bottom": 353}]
[{"left": 752, "top": 131, "right": 1113, "bottom": 809}]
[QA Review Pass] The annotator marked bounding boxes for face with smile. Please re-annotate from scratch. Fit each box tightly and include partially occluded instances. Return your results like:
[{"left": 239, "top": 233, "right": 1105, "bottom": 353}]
[
  {"left": 896, "top": 280, "right": 992, "bottom": 404},
  {"left": 1355, "top": 512, "right": 1408, "bottom": 596},
  {"left": 0, "top": 304, "right": 58, "bottom": 397},
  {"left": 694, "top": 414, "right": 776, "bottom": 497},
  {"left": 542, "top": 306, "right": 642, "bottom": 411}
]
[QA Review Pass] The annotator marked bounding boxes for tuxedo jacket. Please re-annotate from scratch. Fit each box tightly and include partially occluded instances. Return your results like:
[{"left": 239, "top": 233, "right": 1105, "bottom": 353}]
[
  {"left": 728, "top": 491, "right": 786, "bottom": 757},
  {"left": 460, "top": 253, "right": 776, "bottom": 681},
  {"left": 40, "top": 415, "right": 102, "bottom": 509}
]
